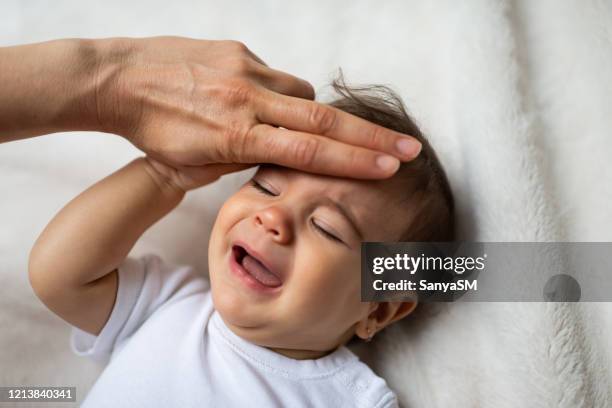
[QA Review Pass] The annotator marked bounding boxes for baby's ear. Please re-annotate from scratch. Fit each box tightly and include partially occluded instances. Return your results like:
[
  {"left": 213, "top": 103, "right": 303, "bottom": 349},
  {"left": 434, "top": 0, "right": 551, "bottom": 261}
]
[{"left": 373, "top": 300, "right": 418, "bottom": 329}]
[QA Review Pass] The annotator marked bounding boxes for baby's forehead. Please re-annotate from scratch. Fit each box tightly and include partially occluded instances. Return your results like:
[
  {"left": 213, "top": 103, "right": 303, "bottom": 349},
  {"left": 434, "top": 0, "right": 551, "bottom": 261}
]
[
  {"left": 256, "top": 164, "right": 395, "bottom": 194},
  {"left": 255, "top": 164, "right": 410, "bottom": 240}
]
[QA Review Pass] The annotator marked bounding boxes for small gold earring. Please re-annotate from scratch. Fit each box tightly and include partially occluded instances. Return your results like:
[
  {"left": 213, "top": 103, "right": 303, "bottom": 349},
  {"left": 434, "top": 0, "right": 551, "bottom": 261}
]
[{"left": 365, "top": 327, "right": 374, "bottom": 342}]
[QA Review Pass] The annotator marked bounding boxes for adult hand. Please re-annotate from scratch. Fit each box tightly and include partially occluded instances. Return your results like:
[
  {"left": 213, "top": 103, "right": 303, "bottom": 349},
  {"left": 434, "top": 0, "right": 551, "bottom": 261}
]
[{"left": 0, "top": 37, "right": 422, "bottom": 179}]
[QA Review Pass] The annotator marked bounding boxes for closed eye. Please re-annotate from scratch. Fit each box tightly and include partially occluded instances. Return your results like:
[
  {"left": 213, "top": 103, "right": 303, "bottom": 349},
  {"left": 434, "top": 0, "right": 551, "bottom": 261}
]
[
  {"left": 251, "top": 178, "right": 345, "bottom": 245},
  {"left": 311, "top": 219, "right": 343, "bottom": 244},
  {"left": 250, "top": 179, "right": 277, "bottom": 196}
]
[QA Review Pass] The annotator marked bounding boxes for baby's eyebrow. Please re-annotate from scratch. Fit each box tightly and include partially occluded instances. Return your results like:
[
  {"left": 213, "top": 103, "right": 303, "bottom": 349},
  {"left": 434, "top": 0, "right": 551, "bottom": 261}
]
[{"left": 327, "top": 199, "right": 363, "bottom": 241}]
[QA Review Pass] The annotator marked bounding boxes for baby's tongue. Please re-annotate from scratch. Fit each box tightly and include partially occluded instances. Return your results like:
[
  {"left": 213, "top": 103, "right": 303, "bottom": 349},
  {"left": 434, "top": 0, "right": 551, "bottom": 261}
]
[{"left": 242, "top": 254, "right": 282, "bottom": 287}]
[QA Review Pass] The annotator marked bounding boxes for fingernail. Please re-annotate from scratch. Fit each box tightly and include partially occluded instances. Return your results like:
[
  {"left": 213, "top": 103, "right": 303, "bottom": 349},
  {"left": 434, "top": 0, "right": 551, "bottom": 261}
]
[
  {"left": 376, "top": 155, "right": 400, "bottom": 173},
  {"left": 396, "top": 137, "right": 422, "bottom": 157}
]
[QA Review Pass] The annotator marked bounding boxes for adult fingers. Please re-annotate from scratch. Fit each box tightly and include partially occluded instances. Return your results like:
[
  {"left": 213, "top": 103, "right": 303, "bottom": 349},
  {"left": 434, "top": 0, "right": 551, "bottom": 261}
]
[
  {"left": 230, "top": 44, "right": 315, "bottom": 99},
  {"left": 239, "top": 124, "right": 401, "bottom": 179},
  {"left": 251, "top": 65, "right": 315, "bottom": 100},
  {"left": 239, "top": 46, "right": 313, "bottom": 99},
  {"left": 256, "top": 91, "right": 422, "bottom": 161},
  {"left": 244, "top": 48, "right": 267, "bottom": 66}
]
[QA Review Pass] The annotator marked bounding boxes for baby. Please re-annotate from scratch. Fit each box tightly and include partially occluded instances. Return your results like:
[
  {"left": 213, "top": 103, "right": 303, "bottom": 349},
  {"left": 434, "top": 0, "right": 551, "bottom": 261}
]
[{"left": 29, "top": 77, "right": 454, "bottom": 407}]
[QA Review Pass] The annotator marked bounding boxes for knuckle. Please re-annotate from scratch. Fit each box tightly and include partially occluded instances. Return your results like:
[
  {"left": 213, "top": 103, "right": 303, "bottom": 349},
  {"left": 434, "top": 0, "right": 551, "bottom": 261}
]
[
  {"left": 223, "top": 124, "right": 249, "bottom": 162},
  {"left": 347, "top": 148, "right": 363, "bottom": 171},
  {"left": 367, "top": 125, "right": 386, "bottom": 148},
  {"left": 308, "top": 104, "right": 337, "bottom": 135},
  {"left": 291, "top": 137, "right": 319, "bottom": 168},
  {"left": 225, "top": 40, "right": 249, "bottom": 54},
  {"left": 246, "top": 124, "right": 287, "bottom": 164},
  {"left": 231, "top": 57, "right": 254, "bottom": 75},
  {"left": 221, "top": 78, "right": 255, "bottom": 107}
]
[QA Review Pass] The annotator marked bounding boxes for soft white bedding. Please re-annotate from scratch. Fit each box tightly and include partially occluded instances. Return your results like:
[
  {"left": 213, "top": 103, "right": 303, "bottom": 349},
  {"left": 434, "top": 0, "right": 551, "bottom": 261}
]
[{"left": 1, "top": 0, "right": 611, "bottom": 406}]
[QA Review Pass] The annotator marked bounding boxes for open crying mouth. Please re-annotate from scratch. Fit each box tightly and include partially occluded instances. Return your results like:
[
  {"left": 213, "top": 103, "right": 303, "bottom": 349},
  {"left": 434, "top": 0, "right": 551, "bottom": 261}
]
[{"left": 233, "top": 245, "right": 282, "bottom": 288}]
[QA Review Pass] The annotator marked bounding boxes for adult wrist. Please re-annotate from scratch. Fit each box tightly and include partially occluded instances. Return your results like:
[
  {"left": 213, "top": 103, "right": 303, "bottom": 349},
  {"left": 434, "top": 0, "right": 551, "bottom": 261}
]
[
  {"left": 0, "top": 39, "right": 106, "bottom": 139},
  {"left": 33, "top": 38, "right": 108, "bottom": 135},
  {"left": 89, "top": 37, "right": 140, "bottom": 136},
  {"left": 0, "top": 37, "right": 139, "bottom": 141}
]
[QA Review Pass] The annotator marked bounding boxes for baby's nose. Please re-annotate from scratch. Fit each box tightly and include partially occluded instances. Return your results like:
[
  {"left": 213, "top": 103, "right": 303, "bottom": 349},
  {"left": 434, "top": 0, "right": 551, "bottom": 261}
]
[{"left": 254, "top": 206, "right": 292, "bottom": 243}]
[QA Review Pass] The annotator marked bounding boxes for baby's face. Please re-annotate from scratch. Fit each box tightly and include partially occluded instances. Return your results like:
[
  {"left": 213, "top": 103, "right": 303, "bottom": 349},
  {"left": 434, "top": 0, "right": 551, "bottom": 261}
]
[{"left": 208, "top": 164, "right": 409, "bottom": 355}]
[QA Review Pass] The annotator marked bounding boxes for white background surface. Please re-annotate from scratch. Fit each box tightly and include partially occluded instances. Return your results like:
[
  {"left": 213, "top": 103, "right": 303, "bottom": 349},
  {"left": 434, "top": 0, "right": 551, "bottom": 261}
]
[{"left": 1, "top": 1, "right": 611, "bottom": 407}]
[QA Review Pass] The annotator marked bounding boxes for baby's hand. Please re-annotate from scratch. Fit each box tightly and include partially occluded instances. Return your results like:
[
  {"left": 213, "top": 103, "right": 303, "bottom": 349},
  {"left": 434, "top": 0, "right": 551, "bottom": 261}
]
[{"left": 144, "top": 157, "right": 254, "bottom": 193}]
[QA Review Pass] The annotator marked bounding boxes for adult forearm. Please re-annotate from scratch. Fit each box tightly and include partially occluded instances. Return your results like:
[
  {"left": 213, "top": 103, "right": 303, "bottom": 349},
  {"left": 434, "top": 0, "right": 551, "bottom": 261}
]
[
  {"left": 0, "top": 38, "right": 122, "bottom": 142},
  {"left": 30, "top": 158, "right": 185, "bottom": 288}
]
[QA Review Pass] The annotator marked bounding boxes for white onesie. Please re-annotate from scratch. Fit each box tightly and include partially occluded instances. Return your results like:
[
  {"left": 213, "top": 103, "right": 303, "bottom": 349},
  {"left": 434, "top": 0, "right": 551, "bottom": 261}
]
[{"left": 70, "top": 254, "right": 399, "bottom": 407}]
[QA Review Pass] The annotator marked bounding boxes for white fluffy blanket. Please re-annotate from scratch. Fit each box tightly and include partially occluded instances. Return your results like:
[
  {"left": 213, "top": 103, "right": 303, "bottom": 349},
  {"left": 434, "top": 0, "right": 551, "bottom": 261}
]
[{"left": 1, "top": 0, "right": 611, "bottom": 406}]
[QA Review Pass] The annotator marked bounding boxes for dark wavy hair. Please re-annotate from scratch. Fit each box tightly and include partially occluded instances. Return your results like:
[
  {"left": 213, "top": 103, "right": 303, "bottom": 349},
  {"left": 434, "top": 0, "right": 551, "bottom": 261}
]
[{"left": 329, "top": 73, "right": 455, "bottom": 242}]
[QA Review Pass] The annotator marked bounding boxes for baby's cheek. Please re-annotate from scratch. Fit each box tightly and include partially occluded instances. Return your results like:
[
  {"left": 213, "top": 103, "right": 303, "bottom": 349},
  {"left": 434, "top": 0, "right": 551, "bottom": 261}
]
[
  {"left": 293, "top": 250, "right": 359, "bottom": 307},
  {"left": 214, "top": 197, "right": 241, "bottom": 231},
  {"left": 210, "top": 196, "right": 248, "bottom": 251},
  {"left": 323, "top": 255, "right": 362, "bottom": 311}
]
